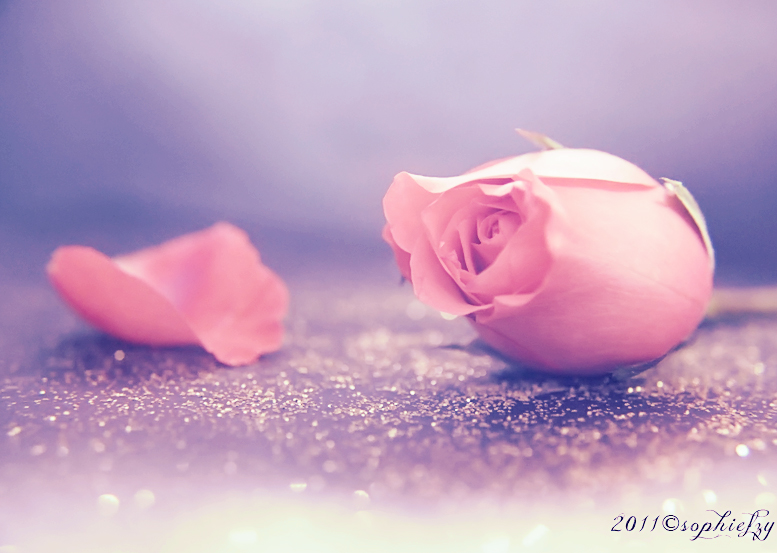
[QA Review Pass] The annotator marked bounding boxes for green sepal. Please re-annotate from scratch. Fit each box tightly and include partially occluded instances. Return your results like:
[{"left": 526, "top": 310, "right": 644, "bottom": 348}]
[
  {"left": 660, "top": 178, "right": 715, "bottom": 271},
  {"left": 516, "top": 129, "right": 564, "bottom": 150}
]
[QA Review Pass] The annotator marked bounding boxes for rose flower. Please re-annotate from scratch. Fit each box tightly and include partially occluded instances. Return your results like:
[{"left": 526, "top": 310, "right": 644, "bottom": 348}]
[{"left": 382, "top": 141, "right": 714, "bottom": 375}]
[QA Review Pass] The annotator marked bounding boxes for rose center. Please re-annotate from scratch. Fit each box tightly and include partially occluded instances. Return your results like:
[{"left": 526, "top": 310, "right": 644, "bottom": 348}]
[
  {"left": 483, "top": 218, "right": 500, "bottom": 240},
  {"left": 472, "top": 209, "right": 522, "bottom": 272}
]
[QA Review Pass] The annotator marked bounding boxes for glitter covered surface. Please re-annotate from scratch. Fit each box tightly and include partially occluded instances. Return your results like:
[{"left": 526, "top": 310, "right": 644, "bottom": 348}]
[{"left": 1, "top": 229, "right": 777, "bottom": 551}]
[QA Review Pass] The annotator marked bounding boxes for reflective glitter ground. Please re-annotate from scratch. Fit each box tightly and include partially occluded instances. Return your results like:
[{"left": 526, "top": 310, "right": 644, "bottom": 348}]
[{"left": 1, "top": 228, "right": 777, "bottom": 552}]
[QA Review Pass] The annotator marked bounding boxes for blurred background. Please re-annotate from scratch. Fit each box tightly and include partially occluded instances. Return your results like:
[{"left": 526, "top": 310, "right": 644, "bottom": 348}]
[{"left": 1, "top": 0, "right": 776, "bottom": 282}]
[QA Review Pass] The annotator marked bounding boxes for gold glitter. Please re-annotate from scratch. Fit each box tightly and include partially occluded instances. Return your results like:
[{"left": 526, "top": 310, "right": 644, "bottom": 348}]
[
  {"left": 97, "top": 494, "right": 120, "bottom": 517},
  {"left": 134, "top": 489, "right": 156, "bottom": 509}
]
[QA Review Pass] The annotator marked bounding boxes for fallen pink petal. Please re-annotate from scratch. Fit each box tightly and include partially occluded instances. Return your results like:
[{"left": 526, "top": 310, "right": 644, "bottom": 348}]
[{"left": 46, "top": 222, "right": 289, "bottom": 366}]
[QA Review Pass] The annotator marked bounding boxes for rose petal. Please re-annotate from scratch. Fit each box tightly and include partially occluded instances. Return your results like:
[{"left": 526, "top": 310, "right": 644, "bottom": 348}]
[
  {"left": 475, "top": 253, "right": 707, "bottom": 373},
  {"left": 408, "top": 148, "right": 659, "bottom": 194},
  {"left": 382, "top": 172, "right": 439, "bottom": 253},
  {"left": 546, "top": 184, "right": 712, "bottom": 306},
  {"left": 381, "top": 224, "right": 412, "bottom": 281},
  {"left": 409, "top": 238, "right": 484, "bottom": 316},
  {"left": 47, "top": 246, "right": 199, "bottom": 345},
  {"left": 455, "top": 215, "right": 480, "bottom": 275},
  {"left": 504, "top": 149, "right": 659, "bottom": 186},
  {"left": 47, "top": 223, "right": 288, "bottom": 366},
  {"left": 473, "top": 183, "right": 712, "bottom": 373},
  {"left": 422, "top": 186, "right": 513, "bottom": 303},
  {"left": 467, "top": 171, "right": 564, "bottom": 300},
  {"left": 424, "top": 187, "right": 491, "bottom": 272}
]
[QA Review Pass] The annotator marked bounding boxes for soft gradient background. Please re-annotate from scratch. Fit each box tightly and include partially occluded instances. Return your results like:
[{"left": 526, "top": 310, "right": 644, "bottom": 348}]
[{"left": 1, "top": 0, "right": 776, "bottom": 282}]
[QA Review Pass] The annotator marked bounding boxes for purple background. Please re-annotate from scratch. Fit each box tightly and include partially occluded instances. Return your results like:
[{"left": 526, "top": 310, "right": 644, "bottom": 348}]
[{"left": 1, "top": 0, "right": 776, "bottom": 282}]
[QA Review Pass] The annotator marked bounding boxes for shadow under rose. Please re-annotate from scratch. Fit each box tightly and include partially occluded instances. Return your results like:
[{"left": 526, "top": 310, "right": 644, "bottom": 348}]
[
  {"left": 445, "top": 338, "right": 662, "bottom": 387},
  {"left": 431, "top": 338, "right": 741, "bottom": 437}
]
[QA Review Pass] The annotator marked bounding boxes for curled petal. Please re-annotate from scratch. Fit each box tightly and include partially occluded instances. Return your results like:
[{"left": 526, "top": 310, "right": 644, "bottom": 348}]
[
  {"left": 382, "top": 172, "right": 439, "bottom": 253},
  {"left": 421, "top": 184, "right": 489, "bottom": 283},
  {"left": 47, "top": 247, "right": 199, "bottom": 346},
  {"left": 411, "top": 148, "right": 659, "bottom": 194},
  {"left": 409, "top": 238, "right": 485, "bottom": 316},
  {"left": 466, "top": 170, "right": 564, "bottom": 301},
  {"left": 47, "top": 223, "right": 288, "bottom": 366}
]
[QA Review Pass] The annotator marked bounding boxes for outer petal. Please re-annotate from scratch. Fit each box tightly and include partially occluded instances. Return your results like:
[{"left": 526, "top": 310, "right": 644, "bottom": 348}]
[
  {"left": 547, "top": 183, "right": 712, "bottom": 308},
  {"left": 409, "top": 148, "right": 659, "bottom": 194},
  {"left": 518, "top": 149, "right": 658, "bottom": 186},
  {"left": 382, "top": 172, "right": 439, "bottom": 253},
  {"left": 381, "top": 224, "right": 412, "bottom": 281},
  {"left": 48, "top": 223, "right": 288, "bottom": 366},
  {"left": 474, "top": 254, "right": 707, "bottom": 374}
]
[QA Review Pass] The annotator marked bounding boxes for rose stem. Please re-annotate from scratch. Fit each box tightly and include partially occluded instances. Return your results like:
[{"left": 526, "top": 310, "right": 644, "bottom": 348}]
[{"left": 706, "top": 286, "right": 777, "bottom": 318}]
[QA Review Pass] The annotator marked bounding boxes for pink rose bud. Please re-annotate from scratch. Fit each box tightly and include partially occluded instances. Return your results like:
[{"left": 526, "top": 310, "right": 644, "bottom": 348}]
[
  {"left": 382, "top": 138, "right": 714, "bottom": 375},
  {"left": 47, "top": 222, "right": 288, "bottom": 366}
]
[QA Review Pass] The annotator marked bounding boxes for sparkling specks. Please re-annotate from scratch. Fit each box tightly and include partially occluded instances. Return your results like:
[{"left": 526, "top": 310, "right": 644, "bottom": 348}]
[
  {"left": 736, "top": 444, "right": 751, "bottom": 457},
  {"left": 1, "top": 271, "right": 777, "bottom": 511},
  {"left": 133, "top": 489, "right": 156, "bottom": 509},
  {"left": 97, "top": 494, "right": 120, "bottom": 517}
]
